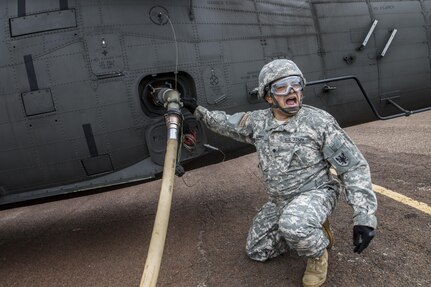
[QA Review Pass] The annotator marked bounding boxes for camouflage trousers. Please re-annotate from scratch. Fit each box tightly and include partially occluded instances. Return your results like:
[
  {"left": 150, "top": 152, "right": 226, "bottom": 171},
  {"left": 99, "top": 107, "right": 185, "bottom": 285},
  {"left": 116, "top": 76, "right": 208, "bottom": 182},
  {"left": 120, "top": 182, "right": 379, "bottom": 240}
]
[{"left": 246, "top": 187, "right": 338, "bottom": 260}]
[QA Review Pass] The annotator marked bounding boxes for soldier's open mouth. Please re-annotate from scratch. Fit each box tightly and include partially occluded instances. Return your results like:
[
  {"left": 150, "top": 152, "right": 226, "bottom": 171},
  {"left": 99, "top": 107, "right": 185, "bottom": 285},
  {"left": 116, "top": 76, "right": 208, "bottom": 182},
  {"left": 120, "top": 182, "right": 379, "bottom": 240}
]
[{"left": 286, "top": 95, "right": 298, "bottom": 107}]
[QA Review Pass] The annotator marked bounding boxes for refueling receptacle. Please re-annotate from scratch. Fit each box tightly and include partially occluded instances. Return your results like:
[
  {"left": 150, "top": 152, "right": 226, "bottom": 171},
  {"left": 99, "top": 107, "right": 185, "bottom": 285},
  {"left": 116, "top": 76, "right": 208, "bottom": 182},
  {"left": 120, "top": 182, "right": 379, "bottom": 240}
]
[
  {"left": 139, "top": 72, "right": 196, "bottom": 118},
  {"left": 140, "top": 72, "right": 208, "bottom": 166}
]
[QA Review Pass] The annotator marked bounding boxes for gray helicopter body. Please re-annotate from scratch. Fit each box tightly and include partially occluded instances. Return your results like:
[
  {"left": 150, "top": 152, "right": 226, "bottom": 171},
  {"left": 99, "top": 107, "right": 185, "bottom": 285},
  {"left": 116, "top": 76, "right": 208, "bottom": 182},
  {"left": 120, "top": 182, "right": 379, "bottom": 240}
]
[{"left": 1, "top": 0, "right": 430, "bottom": 204}]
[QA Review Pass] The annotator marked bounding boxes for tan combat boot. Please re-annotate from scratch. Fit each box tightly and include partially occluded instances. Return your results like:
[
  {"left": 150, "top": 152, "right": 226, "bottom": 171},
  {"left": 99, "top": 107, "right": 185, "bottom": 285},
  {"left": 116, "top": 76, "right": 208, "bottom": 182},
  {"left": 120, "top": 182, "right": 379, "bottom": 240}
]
[
  {"left": 302, "top": 249, "right": 328, "bottom": 287},
  {"left": 322, "top": 219, "right": 334, "bottom": 250}
]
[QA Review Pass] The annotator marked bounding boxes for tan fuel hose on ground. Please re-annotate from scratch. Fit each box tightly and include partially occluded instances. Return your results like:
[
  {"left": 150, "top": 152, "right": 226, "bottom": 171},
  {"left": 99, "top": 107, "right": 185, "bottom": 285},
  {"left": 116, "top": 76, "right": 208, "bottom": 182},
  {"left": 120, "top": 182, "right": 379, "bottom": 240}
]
[
  {"left": 140, "top": 89, "right": 182, "bottom": 287},
  {"left": 140, "top": 139, "right": 179, "bottom": 287}
]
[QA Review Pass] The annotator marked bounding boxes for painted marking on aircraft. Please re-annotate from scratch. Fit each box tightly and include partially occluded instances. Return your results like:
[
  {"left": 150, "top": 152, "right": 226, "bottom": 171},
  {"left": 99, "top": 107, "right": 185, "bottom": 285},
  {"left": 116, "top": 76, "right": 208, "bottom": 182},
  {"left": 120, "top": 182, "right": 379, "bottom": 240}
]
[
  {"left": 372, "top": 184, "right": 431, "bottom": 215},
  {"left": 24, "top": 55, "right": 39, "bottom": 91},
  {"left": 82, "top": 123, "right": 99, "bottom": 157}
]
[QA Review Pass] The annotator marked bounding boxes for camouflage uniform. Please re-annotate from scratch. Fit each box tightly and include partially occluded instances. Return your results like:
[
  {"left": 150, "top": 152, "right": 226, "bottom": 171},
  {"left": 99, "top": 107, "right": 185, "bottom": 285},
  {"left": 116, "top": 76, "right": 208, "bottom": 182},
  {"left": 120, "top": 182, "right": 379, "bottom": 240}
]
[{"left": 194, "top": 104, "right": 378, "bottom": 260}]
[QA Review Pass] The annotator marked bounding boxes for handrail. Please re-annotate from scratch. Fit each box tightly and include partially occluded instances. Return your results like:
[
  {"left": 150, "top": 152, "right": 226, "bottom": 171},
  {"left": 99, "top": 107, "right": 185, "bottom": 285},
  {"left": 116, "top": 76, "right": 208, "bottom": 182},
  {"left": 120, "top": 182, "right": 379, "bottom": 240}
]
[
  {"left": 358, "top": 20, "right": 378, "bottom": 50},
  {"left": 306, "top": 75, "right": 431, "bottom": 120}
]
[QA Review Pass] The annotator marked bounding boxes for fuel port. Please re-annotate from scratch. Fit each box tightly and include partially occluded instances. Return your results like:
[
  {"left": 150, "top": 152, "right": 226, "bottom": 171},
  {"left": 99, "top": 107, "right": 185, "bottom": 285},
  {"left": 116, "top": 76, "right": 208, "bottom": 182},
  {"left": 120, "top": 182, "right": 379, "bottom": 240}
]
[{"left": 138, "top": 72, "right": 196, "bottom": 118}]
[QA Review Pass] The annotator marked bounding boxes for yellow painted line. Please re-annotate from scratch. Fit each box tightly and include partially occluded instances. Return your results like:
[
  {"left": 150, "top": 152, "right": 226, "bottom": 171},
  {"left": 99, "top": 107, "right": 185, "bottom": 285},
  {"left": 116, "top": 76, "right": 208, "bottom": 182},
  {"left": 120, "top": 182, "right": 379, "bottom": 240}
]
[{"left": 372, "top": 184, "right": 431, "bottom": 215}]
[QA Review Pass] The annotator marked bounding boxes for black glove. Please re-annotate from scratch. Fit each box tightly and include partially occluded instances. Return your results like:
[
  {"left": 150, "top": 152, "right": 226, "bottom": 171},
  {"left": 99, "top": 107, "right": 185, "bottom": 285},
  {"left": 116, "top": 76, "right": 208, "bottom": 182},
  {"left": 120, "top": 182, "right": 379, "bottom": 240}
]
[
  {"left": 353, "top": 225, "right": 375, "bottom": 254},
  {"left": 182, "top": 98, "right": 198, "bottom": 114}
]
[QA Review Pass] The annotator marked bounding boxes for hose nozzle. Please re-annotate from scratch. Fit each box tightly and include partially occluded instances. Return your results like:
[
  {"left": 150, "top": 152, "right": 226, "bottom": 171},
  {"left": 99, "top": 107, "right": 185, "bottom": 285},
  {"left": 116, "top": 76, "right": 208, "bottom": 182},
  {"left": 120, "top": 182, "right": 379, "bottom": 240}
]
[
  {"left": 153, "top": 88, "right": 182, "bottom": 112},
  {"left": 153, "top": 88, "right": 183, "bottom": 140}
]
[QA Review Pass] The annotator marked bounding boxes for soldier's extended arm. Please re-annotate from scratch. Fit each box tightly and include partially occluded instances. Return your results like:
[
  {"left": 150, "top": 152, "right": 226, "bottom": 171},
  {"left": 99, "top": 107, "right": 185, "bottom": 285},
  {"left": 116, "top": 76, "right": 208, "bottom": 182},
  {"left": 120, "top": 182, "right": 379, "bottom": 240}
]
[
  {"left": 322, "top": 118, "right": 378, "bottom": 229},
  {"left": 193, "top": 106, "right": 255, "bottom": 144}
]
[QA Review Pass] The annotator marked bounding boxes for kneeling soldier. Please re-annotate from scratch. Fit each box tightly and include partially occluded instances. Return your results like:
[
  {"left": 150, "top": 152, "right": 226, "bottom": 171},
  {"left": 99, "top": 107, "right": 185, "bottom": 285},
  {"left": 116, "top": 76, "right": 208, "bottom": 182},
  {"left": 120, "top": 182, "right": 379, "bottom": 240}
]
[{"left": 184, "top": 59, "right": 377, "bottom": 287}]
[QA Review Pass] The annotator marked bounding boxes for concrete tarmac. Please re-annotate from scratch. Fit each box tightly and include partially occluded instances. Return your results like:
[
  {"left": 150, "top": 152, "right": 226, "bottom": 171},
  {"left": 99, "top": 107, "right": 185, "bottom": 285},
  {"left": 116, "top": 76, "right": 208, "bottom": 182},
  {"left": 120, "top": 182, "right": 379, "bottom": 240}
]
[{"left": 0, "top": 111, "right": 430, "bottom": 287}]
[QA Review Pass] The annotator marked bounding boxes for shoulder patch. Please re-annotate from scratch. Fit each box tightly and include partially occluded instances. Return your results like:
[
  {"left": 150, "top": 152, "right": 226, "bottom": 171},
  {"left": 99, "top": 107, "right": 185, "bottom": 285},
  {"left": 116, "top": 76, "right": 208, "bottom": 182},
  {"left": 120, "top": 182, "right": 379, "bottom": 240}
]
[{"left": 334, "top": 152, "right": 349, "bottom": 166}]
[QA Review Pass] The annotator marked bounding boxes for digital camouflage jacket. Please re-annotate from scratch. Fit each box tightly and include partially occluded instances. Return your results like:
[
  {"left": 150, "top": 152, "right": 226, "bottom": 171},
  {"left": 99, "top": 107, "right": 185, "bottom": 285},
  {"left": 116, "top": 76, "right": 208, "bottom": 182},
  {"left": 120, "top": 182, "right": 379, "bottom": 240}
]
[{"left": 194, "top": 104, "right": 377, "bottom": 229}]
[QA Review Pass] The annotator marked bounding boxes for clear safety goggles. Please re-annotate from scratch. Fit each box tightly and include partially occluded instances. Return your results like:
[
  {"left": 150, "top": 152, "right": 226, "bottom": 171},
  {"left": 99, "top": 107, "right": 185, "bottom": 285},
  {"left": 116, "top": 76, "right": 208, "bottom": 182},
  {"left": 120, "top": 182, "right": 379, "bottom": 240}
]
[{"left": 270, "top": 76, "right": 303, "bottom": 96}]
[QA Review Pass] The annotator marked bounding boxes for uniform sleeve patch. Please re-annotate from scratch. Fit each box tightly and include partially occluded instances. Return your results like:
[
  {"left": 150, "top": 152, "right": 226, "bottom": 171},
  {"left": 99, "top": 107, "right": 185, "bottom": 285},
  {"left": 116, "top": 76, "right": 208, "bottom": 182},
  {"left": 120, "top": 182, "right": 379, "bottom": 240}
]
[
  {"left": 328, "top": 146, "right": 359, "bottom": 174},
  {"left": 334, "top": 152, "right": 349, "bottom": 166}
]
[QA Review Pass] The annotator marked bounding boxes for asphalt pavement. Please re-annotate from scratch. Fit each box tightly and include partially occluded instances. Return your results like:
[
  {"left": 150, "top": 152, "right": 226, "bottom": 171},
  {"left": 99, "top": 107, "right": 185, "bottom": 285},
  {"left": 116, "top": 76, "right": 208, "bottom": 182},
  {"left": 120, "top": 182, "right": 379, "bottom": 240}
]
[{"left": 0, "top": 111, "right": 430, "bottom": 287}]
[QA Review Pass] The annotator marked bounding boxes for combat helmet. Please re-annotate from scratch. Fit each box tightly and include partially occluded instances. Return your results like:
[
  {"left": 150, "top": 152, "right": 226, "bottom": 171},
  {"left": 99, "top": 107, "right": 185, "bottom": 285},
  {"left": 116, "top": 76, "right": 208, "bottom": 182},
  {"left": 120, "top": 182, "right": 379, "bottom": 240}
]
[{"left": 258, "top": 59, "right": 306, "bottom": 99}]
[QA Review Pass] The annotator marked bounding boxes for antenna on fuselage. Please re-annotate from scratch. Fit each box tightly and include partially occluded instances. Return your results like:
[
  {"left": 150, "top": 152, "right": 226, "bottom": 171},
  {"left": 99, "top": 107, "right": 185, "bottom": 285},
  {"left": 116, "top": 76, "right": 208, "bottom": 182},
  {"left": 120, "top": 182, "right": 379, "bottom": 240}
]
[{"left": 162, "top": 12, "right": 179, "bottom": 91}]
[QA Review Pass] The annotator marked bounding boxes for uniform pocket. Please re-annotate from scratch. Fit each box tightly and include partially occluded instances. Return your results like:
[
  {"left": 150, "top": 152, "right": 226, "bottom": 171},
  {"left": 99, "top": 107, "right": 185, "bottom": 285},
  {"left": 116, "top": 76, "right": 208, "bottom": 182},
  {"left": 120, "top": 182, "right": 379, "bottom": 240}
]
[
  {"left": 289, "top": 144, "right": 322, "bottom": 169},
  {"left": 270, "top": 144, "right": 299, "bottom": 173}
]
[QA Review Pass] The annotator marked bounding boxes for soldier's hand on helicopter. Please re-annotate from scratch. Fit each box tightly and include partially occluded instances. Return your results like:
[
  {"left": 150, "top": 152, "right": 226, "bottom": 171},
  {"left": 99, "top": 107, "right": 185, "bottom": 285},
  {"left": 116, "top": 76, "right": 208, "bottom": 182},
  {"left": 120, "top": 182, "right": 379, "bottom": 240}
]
[
  {"left": 353, "top": 225, "right": 375, "bottom": 254},
  {"left": 182, "top": 97, "right": 198, "bottom": 114}
]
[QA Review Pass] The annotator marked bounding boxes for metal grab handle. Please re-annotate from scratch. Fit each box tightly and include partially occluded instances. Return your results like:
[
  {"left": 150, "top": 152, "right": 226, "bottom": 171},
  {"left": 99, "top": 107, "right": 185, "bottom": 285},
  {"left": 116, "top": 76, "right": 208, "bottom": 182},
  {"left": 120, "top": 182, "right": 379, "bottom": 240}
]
[
  {"left": 358, "top": 20, "right": 378, "bottom": 50},
  {"left": 306, "top": 75, "right": 431, "bottom": 120},
  {"left": 380, "top": 29, "right": 398, "bottom": 57}
]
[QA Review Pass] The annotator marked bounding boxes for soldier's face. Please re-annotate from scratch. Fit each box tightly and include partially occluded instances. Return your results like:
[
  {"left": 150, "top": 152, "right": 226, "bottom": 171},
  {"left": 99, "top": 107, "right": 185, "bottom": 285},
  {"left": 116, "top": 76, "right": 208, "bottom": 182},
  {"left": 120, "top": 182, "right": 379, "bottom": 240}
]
[{"left": 265, "top": 89, "right": 303, "bottom": 110}]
